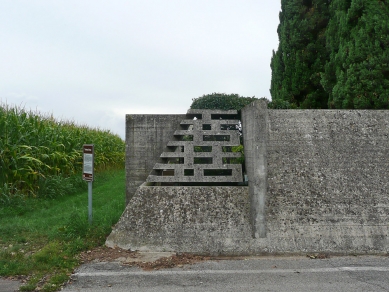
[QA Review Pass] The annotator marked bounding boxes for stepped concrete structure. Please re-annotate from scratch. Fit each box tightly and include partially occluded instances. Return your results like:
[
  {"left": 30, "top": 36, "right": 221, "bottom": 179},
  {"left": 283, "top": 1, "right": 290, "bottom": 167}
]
[
  {"left": 146, "top": 109, "right": 243, "bottom": 184},
  {"left": 107, "top": 100, "right": 389, "bottom": 255}
]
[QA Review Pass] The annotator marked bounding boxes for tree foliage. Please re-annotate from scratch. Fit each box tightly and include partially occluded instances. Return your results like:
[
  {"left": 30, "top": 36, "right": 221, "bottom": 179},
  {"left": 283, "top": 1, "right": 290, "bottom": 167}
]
[
  {"left": 322, "top": 0, "right": 389, "bottom": 109},
  {"left": 270, "top": 0, "right": 330, "bottom": 109},
  {"left": 271, "top": 0, "right": 389, "bottom": 109},
  {"left": 189, "top": 93, "right": 254, "bottom": 170},
  {"left": 190, "top": 93, "right": 257, "bottom": 111}
]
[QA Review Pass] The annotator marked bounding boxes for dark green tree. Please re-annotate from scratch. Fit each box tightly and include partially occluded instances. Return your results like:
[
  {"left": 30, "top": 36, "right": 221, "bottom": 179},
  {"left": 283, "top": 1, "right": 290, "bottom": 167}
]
[
  {"left": 270, "top": 0, "right": 330, "bottom": 108},
  {"left": 320, "top": 0, "right": 349, "bottom": 106},
  {"left": 322, "top": 0, "right": 389, "bottom": 109}
]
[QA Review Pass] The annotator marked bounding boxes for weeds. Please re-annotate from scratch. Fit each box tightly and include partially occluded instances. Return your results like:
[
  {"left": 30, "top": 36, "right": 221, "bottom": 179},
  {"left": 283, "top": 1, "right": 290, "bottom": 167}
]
[{"left": 0, "top": 183, "right": 25, "bottom": 206}]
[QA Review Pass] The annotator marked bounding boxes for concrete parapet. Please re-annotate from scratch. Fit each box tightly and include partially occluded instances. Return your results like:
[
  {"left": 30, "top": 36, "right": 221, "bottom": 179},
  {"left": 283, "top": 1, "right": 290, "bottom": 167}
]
[{"left": 125, "top": 114, "right": 185, "bottom": 203}]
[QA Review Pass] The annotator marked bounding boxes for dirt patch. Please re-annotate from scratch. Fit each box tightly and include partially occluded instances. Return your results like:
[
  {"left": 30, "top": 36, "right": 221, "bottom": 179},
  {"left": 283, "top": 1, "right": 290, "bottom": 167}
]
[
  {"left": 78, "top": 246, "right": 138, "bottom": 263},
  {"left": 123, "top": 253, "right": 211, "bottom": 271},
  {"left": 306, "top": 253, "right": 330, "bottom": 259},
  {"left": 78, "top": 246, "right": 211, "bottom": 270}
]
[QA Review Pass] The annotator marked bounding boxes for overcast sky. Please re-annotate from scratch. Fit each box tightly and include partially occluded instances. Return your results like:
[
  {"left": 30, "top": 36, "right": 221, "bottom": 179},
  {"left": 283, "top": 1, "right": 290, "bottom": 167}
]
[{"left": 0, "top": 0, "right": 281, "bottom": 139}]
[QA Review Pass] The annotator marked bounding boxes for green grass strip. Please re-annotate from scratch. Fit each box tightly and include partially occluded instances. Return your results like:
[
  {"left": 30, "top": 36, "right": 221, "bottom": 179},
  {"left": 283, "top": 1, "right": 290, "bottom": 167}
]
[{"left": 0, "top": 169, "right": 126, "bottom": 291}]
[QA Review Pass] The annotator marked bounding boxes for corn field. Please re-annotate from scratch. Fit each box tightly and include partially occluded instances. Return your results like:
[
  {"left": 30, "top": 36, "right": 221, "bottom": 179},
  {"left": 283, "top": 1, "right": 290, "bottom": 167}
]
[{"left": 0, "top": 104, "right": 125, "bottom": 198}]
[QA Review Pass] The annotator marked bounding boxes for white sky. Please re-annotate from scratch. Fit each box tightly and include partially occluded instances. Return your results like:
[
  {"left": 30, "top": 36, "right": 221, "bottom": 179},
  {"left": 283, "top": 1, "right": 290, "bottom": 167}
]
[{"left": 0, "top": 0, "right": 281, "bottom": 139}]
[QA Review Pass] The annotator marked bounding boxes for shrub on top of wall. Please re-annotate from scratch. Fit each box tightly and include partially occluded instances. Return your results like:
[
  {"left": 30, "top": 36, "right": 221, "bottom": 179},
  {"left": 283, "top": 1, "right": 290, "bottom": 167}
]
[{"left": 190, "top": 93, "right": 258, "bottom": 111}]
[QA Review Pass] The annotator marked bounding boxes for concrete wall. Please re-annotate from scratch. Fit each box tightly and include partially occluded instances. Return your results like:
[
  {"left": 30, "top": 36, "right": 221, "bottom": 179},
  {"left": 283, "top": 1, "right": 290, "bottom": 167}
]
[
  {"left": 111, "top": 104, "right": 389, "bottom": 254},
  {"left": 107, "top": 185, "right": 252, "bottom": 255},
  {"left": 125, "top": 114, "right": 185, "bottom": 203},
  {"left": 265, "top": 108, "right": 389, "bottom": 253}
]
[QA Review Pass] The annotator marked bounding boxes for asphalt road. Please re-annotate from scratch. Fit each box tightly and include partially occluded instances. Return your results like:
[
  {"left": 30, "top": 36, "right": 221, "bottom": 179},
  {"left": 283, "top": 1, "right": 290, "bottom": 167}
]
[
  {"left": 63, "top": 256, "right": 389, "bottom": 292},
  {"left": 0, "top": 279, "right": 21, "bottom": 292}
]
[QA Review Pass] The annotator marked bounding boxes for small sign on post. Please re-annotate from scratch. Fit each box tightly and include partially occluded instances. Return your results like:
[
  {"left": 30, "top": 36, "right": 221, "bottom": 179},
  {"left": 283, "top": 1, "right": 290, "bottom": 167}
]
[
  {"left": 83, "top": 144, "right": 94, "bottom": 224},
  {"left": 83, "top": 144, "right": 94, "bottom": 182}
]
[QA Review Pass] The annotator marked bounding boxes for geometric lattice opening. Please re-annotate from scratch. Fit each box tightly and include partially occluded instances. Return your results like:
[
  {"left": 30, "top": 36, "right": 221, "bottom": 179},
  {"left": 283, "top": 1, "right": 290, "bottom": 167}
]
[
  {"left": 184, "top": 169, "right": 194, "bottom": 176},
  {"left": 204, "top": 169, "right": 232, "bottom": 176},
  {"left": 194, "top": 157, "right": 213, "bottom": 164},
  {"left": 194, "top": 146, "right": 212, "bottom": 152},
  {"left": 203, "top": 135, "right": 230, "bottom": 141},
  {"left": 146, "top": 109, "right": 243, "bottom": 185}
]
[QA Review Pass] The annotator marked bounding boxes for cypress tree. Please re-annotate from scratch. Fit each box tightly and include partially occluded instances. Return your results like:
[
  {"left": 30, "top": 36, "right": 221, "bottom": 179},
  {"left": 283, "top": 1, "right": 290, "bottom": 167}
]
[
  {"left": 270, "top": 0, "right": 330, "bottom": 108},
  {"left": 320, "top": 0, "right": 349, "bottom": 107},
  {"left": 322, "top": 0, "right": 389, "bottom": 109},
  {"left": 270, "top": 48, "right": 284, "bottom": 104}
]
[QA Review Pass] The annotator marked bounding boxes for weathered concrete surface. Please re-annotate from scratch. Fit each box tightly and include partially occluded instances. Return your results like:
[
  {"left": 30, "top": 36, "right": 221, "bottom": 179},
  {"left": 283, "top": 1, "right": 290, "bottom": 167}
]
[
  {"left": 107, "top": 185, "right": 252, "bottom": 255},
  {"left": 266, "top": 109, "right": 389, "bottom": 254},
  {"left": 125, "top": 114, "right": 185, "bottom": 203},
  {"left": 242, "top": 100, "right": 268, "bottom": 238},
  {"left": 108, "top": 178, "right": 388, "bottom": 254},
  {"left": 116, "top": 105, "right": 389, "bottom": 254}
]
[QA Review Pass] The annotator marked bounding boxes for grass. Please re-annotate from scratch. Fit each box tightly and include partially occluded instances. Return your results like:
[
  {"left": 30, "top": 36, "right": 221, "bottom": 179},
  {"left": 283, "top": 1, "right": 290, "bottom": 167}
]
[{"left": 0, "top": 169, "right": 126, "bottom": 292}]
